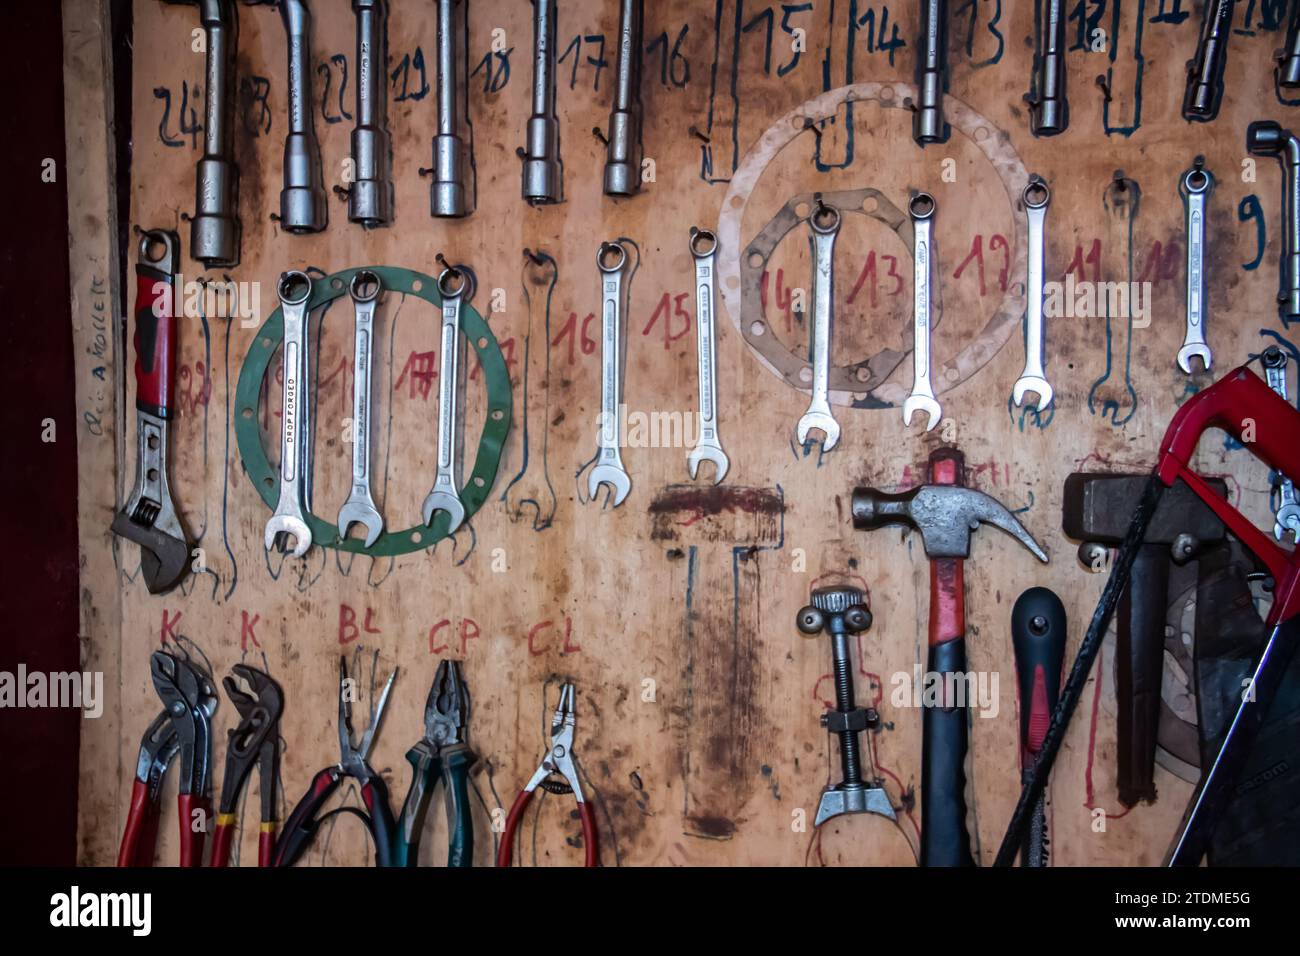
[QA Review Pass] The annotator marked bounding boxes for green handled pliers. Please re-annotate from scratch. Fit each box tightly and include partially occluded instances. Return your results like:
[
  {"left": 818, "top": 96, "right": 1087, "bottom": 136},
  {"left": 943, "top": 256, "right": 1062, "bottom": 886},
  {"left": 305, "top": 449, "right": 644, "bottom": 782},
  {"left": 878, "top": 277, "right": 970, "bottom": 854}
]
[{"left": 394, "top": 660, "right": 476, "bottom": 867}]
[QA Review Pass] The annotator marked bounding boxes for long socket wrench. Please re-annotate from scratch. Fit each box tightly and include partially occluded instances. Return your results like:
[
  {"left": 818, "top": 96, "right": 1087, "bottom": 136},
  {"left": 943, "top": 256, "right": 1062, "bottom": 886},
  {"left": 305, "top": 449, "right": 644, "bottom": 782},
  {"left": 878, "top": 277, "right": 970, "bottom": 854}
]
[
  {"left": 913, "top": 0, "right": 949, "bottom": 145},
  {"left": 796, "top": 202, "right": 842, "bottom": 450},
  {"left": 1028, "top": 0, "right": 1068, "bottom": 135},
  {"left": 687, "top": 228, "right": 728, "bottom": 483},
  {"left": 904, "top": 193, "right": 941, "bottom": 431},
  {"left": 422, "top": 268, "right": 470, "bottom": 532},
  {"left": 1247, "top": 121, "right": 1300, "bottom": 323},
  {"left": 1264, "top": 347, "right": 1300, "bottom": 542},
  {"left": 1013, "top": 179, "right": 1054, "bottom": 411},
  {"left": 1279, "top": 1, "right": 1300, "bottom": 89},
  {"left": 522, "top": 0, "right": 562, "bottom": 204},
  {"left": 349, "top": 0, "right": 394, "bottom": 226},
  {"left": 264, "top": 272, "right": 314, "bottom": 557},
  {"left": 1178, "top": 161, "right": 1213, "bottom": 373},
  {"left": 432, "top": 0, "right": 470, "bottom": 217},
  {"left": 603, "top": 0, "right": 644, "bottom": 196},
  {"left": 279, "top": 0, "right": 327, "bottom": 232},
  {"left": 1183, "top": 0, "right": 1234, "bottom": 122},
  {"left": 166, "top": 0, "right": 240, "bottom": 266},
  {"left": 338, "top": 272, "right": 385, "bottom": 547},
  {"left": 588, "top": 242, "right": 632, "bottom": 506}
]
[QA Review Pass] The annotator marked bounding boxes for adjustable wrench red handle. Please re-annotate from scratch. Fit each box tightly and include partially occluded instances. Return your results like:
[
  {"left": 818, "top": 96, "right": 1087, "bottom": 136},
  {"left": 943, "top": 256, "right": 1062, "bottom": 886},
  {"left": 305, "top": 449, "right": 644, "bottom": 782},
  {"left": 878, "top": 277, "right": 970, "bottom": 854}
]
[{"left": 133, "top": 231, "right": 180, "bottom": 418}]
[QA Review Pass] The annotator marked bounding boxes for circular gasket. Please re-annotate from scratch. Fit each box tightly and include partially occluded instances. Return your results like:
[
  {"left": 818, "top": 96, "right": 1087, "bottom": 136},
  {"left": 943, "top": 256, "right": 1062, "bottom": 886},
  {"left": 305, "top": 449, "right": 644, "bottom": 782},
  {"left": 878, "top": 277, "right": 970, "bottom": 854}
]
[
  {"left": 234, "top": 265, "right": 512, "bottom": 557},
  {"left": 718, "top": 83, "right": 1032, "bottom": 408}
]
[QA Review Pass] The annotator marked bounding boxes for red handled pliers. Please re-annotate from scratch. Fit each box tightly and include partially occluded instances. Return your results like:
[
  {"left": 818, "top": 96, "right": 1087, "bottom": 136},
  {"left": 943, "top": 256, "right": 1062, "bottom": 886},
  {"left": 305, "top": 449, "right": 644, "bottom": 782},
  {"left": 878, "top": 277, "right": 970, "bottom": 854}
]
[
  {"left": 497, "top": 682, "right": 599, "bottom": 867},
  {"left": 211, "top": 665, "right": 283, "bottom": 866},
  {"left": 118, "top": 649, "right": 217, "bottom": 867}
]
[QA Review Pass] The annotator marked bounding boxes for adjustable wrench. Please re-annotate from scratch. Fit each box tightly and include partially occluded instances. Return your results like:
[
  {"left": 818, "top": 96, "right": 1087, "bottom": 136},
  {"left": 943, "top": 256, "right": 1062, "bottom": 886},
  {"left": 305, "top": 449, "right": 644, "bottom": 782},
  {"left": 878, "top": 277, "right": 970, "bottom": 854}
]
[
  {"left": 904, "top": 193, "right": 941, "bottom": 431},
  {"left": 1013, "top": 179, "right": 1053, "bottom": 411},
  {"left": 1264, "top": 347, "right": 1300, "bottom": 542},
  {"left": 796, "top": 202, "right": 842, "bottom": 450},
  {"left": 111, "top": 230, "right": 193, "bottom": 594},
  {"left": 913, "top": 0, "right": 950, "bottom": 145},
  {"left": 588, "top": 241, "right": 632, "bottom": 506},
  {"left": 165, "top": 0, "right": 240, "bottom": 267},
  {"left": 603, "top": 0, "right": 644, "bottom": 196},
  {"left": 1247, "top": 121, "right": 1300, "bottom": 324},
  {"left": 1183, "top": 0, "right": 1234, "bottom": 122},
  {"left": 422, "top": 267, "right": 470, "bottom": 532},
  {"left": 522, "top": 0, "right": 562, "bottom": 204},
  {"left": 264, "top": 272, "right": 314, "bottom": 557},
  {"left": 337, "top": 271, "right": 384, "bottom": 547},
  {"left": 348, "top": 0, "right": 394, "bottom": 226},
  {"left": 687, "top": 228, "right": 729, "bottom": 483},
  {"left": 1027, "top": 0, "right": 1068, "bottom": 136},
  {"left": 1178, "top": 162, "right": 1213, "bottom": 373},
  {"left": 432, "top": 0, "right": 470, "bottom": 217},
  {"left": 278, "top": 0, "right": 328, "bottom": 233}
]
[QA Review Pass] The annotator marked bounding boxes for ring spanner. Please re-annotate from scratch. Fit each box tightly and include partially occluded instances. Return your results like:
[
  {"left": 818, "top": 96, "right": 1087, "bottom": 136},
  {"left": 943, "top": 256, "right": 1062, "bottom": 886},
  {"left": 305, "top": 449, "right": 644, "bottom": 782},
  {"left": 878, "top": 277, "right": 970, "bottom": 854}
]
[
  {"left": 422, "top": 266, "right": 469, "bottom": 533},
  {"left": 1012, "top": 179, "right": 1053, "bottom": 411},
  {"left": 588, "top": 241, "right": 632, "bottom": 506},
  {"left": 1178, "top": 161, "right": 1213, "bottom": 374},
  {"left": 338, "top": 271, "right": 385, "bottom": 547},
  {"left": 796, "top": 201, "right": 842, "bottom": 450},
  {"left": 264, "top": 271, "right": 314, "bottom": 557},
  {"left": 903, "top": 193, "right": 941, "bottom": 431},
  {"left": 687, "top": 228, "right": 729, "bottom": 483}
]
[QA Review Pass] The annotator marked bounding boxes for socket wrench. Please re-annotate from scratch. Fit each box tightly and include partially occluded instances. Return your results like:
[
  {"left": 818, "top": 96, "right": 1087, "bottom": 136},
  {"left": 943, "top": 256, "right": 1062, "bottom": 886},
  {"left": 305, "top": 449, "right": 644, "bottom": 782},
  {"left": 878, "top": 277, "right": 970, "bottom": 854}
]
[
  {"left": 795, "top": 202, "right": 842, "bottom": 450},
  {"left": 1012, "top": 179, "right": 1054, "bottom": 411},
  {"left": 913, "top": 0, "right": 950, "bottom": 145},
  {"left": 432, "top": 0, "right": 471, "bottom": 217},
  {"left": 1247, "top": 121, "right": 1300, "bottom": 324},
  {"left": 687, "top": 228, "right": 729, "bottom": 483},
  {"left": 1028, "top": 0, "right": 1068, "bottom": 136},
  {"left": 588, "top": 241, "right": 632, "bottom": 505},
  {"left": 422, "top": 266, "right": 470, "bottom": 532},
  {"left": 522, "top": 0, "right": 562, "bottom": 204},
  {"left": 1278, "top": 0, "right": 1300, "bottom": 89},
  {"left": 348, "top": 0, "right": 394, "bottom": 226},
  {"left": 1178, "top": 161, "right": 1213, "bottom": 373},
  {"left": 278, "top": 0, "right": 328, "bottom": 233},
  {"left": 264, "top": 272, "right": 314, "bottom": 557},
  {"left": 337, "top": 271, "right": 385, "bottom": 547},
  {"left": 603, "top": 0, "right": 644, "bottom": 196},
  {"left": 904, "top": 193, "right": 941, "bottom": 431},
  {"left": 1183, "top": 0, "right": 1234, "bottom": 122}
]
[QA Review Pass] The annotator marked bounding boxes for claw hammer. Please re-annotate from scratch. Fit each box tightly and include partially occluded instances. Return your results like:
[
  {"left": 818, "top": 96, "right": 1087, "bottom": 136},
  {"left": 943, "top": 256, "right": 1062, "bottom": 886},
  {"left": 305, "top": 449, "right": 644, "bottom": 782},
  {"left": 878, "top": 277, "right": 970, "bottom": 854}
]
[{"left": 852, "top": 447, "right": 1047, "bottom": 865}]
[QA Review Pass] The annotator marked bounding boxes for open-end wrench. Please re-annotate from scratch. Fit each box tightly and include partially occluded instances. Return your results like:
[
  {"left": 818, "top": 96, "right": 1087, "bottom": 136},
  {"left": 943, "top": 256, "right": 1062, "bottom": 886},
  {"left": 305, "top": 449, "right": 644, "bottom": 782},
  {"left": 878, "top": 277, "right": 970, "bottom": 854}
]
[
  {"left": 348, "top": 0, "right": 394, "bottom": 226},
  {"left": 111, "top": 230, "right": 193, "bottom": 593},
  {"left": 278, "top": 0, "right": 328, "bottom": 233},
  {"left": 1013, "top": 178, "right": 1053, "bottom": 411},
  {"left": 337, "top": 271, "right": 384, "bottom": 547},
  {"left": 796, "top": 202, "right": 842, "bottom": 450},
  {"left": 687, "top": 228, "right": 729, "bottom": 483},
  {"left": 913, "top": 0, "right": 950, "bottom": 145},
  {"left": 588, "top": 241, "right": 632, "bottom": 506},
  {"left": 264, "top": 272, "right": 314, "bottom": 557},
  {"left": 1183, "top": 0, "right": 1234, "bottom": 122},
  {"left": 1027, "top": 0, "right": 1068, "bottom": 136},
  {"left": 431, "top": 0, "right": 470, "bottom": 217},
  {"left": 904, "top": 193, "right": 941, "bottom": 431},
  {"left": 521, "top": 0, "right": 562, "bottom": 204},
  {"left": 422, "top": 266, "right": 470, "bottom": 532},
  {"left": 1264, "top": 347, "right": 1300, "bottom": 542},
  {"left": 1178, "top": 161, "right": 1213, "bottom": 374},
  {"left": 603, "top": 0, "right": 644, "bottom": 196}
]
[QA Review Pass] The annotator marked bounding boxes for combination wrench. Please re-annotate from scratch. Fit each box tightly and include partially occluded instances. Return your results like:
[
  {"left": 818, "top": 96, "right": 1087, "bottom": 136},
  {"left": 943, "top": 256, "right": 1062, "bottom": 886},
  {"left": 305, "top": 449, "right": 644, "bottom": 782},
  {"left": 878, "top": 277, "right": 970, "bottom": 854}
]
[
  {"left": 337, "top": 271, "right": 385, "bottom": 547},
  {"left": 422, "top": 267, "right": 471, "bottom": 533},
  {"left": 687, "top": 228, "right": 729, "bottom": 483},
  {"left": 1178, "top": 161, "right": 1213, "bottom": 374},
  {"left": 603, "top": 0, "right": 644, "bottom": 196},
  {"left": 588, "top": 241, "right": 632, "bottom": 506},
  {"left": 264, "top": 272, "right": 314, "bottom": 557},
  {"left": 348, "top": 0, "right": 394, "bottom": 226},
  {"left": 522, "top": 0, "right": 562, "bottom": 204},
  {"left": 1013, "top": 179, "right": 1054, "bottom": 412},
  {"left": 278, "top": 0, "right": 328, "bottom": 233},
  {"left": 796, "top": 202, "right": 842, "bottom": 450},
  {"left": 432, "top": 0, "right": 470, "bottom": 217},
  {"left": 1263, "top": 347, "right": 1300, "bottom": 542},
  {"left": 903, "top": 193, "right": 941, "bottom": 431}
]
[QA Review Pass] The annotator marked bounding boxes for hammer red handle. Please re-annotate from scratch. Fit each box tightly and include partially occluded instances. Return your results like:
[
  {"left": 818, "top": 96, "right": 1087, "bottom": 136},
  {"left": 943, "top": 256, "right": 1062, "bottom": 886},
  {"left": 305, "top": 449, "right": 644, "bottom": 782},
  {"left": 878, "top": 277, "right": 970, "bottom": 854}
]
[{"left": 132, "top": 232, "right": 179, "bottom": 418}]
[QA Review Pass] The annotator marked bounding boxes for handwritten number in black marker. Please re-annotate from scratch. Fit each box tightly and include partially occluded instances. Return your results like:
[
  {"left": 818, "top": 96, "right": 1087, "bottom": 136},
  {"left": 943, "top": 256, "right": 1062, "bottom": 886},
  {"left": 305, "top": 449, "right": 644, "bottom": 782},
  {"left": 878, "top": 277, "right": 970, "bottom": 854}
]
[
  {"left": 391, "top": 48, "right": 431, "bottom": 102},
  {"left": 646, "top": 25, "right": 690, "bottom": 87},
  {"left": 471, "top": 48, "right": 513, "bottom": 93},
  {"left": 240, "top": 75, "right": 273, "bottom": 137},
  {"left": 1240, "top": 195, "right": 1265, "bottom": 272}
]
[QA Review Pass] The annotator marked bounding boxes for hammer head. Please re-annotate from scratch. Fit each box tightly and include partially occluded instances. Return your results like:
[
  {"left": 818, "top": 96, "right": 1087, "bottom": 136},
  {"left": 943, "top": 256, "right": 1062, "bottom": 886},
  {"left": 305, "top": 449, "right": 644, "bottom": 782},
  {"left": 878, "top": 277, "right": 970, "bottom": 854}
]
[{"left": 851, "top": 485, "right": 1048, "bottom": 561}]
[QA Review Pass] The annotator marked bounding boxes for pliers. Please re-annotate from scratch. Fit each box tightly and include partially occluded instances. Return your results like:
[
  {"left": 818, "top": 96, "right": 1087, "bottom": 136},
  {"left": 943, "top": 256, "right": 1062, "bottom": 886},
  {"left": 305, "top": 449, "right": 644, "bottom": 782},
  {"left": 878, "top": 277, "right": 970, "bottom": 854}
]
[
  {"left": 211, "top": 665, "right": 283, "bottom": 866},
  {"left": 272, "top": 656, "right": 398, "bottom": 867},
  {"left": 497, "top": 682, "right": 599, "bottom": 867},
  {"left": 394, "top": 660, "right": 477, "bottom": 867},
  {"left": 118, "top": 649, "right": 217, "bottom": 867}
]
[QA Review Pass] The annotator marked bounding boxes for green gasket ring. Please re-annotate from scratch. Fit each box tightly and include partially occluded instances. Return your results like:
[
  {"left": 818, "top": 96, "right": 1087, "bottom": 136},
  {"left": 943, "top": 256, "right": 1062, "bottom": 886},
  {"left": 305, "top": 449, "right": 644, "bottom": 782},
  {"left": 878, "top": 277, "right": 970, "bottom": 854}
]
[{"left": 234, "top": 265, "right": 512, "bottom": 557}]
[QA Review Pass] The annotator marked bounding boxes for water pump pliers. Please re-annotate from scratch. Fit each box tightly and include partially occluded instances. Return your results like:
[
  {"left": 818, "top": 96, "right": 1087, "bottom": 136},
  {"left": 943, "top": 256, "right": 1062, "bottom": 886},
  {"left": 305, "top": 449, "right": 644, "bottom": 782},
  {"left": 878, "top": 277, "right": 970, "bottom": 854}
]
[
  {"left": 497, "top": 682, "right": 598, "bottom": 867},
  {"left": 394, "top": 660, "right": 477, "bottom": 866},
  {"left": 118, "top": 649, "right": 217, "bottom": 866},
  {"left": 272, "top": 656, "right": 398, "bottom": 867},
  {"left": 210, "top": 665, "right": 283, "bottom": 866}
]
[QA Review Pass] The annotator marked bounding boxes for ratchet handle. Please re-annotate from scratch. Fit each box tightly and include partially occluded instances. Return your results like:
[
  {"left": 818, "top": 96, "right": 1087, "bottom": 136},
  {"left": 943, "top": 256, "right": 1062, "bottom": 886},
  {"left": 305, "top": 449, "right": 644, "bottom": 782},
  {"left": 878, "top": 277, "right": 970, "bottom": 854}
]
[{"left": 133, "top": 232, "right": 179, "bottom": 418}]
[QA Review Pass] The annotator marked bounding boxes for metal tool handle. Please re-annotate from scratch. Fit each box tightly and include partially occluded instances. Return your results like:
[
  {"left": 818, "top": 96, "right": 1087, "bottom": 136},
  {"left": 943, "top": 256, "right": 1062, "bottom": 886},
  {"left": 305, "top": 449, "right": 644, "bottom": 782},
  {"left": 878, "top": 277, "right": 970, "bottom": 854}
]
[
  {"left": 435, "top": 269, "right": 466, "bottom": 486},
  {"left": 276, "top": 274, "right": 311, "bottom": 494},
  {"left": 603, "top": 0, "right": 643, "bottom": 195},
  {"left": 597, "top": 242, "right": 627, "bottom": 459},
  {"left": 911, "top": 196, "right": 935, "bottom": 399},
  {"left": 1179, "top": 163, "right": 1212, "bottom": 371},
  {"left": 522, "top": 0, "right": 562, "bottom": 203},
  {"left": 349, "top": 0, "right": 393, "bottom": 225},
  {"left": 1183, "top": 0, "right": 1234, "bottom": 121},
  {"left": 189, "top": 0, "right": 239, "bottom": 266},
  {"left": 809, "top": 212, "right": 838, "bottom": 410},
  {"left": 913, "top": 0, "right": 949, "bottom": 144},
  {"left": 349, "top": 276, "right": 378, "bottom": 492},
  {"left": 1024, "top": 186, "right": 1048, "bottom": 379},
  {"left": 133, "top": 231, "right": 179, "bottom": 418},
  {"left": 1029, "top": 0, "right": 1068, "bottom": 135},
  {"left": 692, "top": 230, "right": 719, "bottom": 439}
]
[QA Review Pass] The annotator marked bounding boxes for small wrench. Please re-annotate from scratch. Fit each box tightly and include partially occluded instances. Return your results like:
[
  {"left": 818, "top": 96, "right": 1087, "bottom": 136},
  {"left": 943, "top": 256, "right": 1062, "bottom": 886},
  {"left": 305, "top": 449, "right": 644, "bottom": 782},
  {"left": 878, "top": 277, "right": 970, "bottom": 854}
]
[
  {"left": 903, "top": 193, "right": 941, "bottom": 431},
  {"left": 337, "top": 271, "right": 385, "bottom": 547},
  {"left": 1013, "top": 179, "right": 1054, "bottom": 411},
  {"left": 422, "top": 266, "right": 470, "bottom": 533},
  {"left": 1178, "top": 162, "right": 1213, "bottom": 373},
  {"left": 587, "top": 241, "right": 632, "bottom": 506},
  {"left": 796, "top": 201, "right": 842, "bottom": 450},
  {"left": 1264, "top": 347, "right": 1300, "bottom": 541},
  {"left": 264, "top": 272, "right": 314, "bottom": 557},
  {"left": 687, "top": 228, "right": 729, "bottom": 483}
]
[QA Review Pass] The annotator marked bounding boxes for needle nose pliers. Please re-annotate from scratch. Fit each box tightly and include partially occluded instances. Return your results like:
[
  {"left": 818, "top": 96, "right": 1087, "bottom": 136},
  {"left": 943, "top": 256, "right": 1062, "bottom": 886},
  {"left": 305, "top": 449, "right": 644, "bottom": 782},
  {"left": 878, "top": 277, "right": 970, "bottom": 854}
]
[
  {"left": 394, "top": 660, "right": 477, "bottom": 867},
  {"left": 211, "top": 665, "right": 283, "bottom": 867},
  {"left": 118, "top": 649, "right": 218, "bottom": 867},
  {"left": 497, "top": 682, "right": 599, "bottom": 867},
  {"left": 272, "top": 656, "right": 398, "bottom": 867}
]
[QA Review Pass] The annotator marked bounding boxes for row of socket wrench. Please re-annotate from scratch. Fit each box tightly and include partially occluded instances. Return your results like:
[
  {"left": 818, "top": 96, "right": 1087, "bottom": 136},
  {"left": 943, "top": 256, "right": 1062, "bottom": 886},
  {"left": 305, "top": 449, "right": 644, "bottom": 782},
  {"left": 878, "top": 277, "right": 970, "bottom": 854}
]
[{"left": 264, "top": 266, "right": 473, "bottom": 556}]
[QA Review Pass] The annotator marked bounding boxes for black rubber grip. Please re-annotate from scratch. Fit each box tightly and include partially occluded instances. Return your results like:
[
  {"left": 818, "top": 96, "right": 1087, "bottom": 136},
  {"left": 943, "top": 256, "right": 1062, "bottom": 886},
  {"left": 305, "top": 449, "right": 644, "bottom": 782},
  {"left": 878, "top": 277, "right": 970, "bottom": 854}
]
[{"left": 921, "top": 638, "right": 975, "bottom": 867}]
